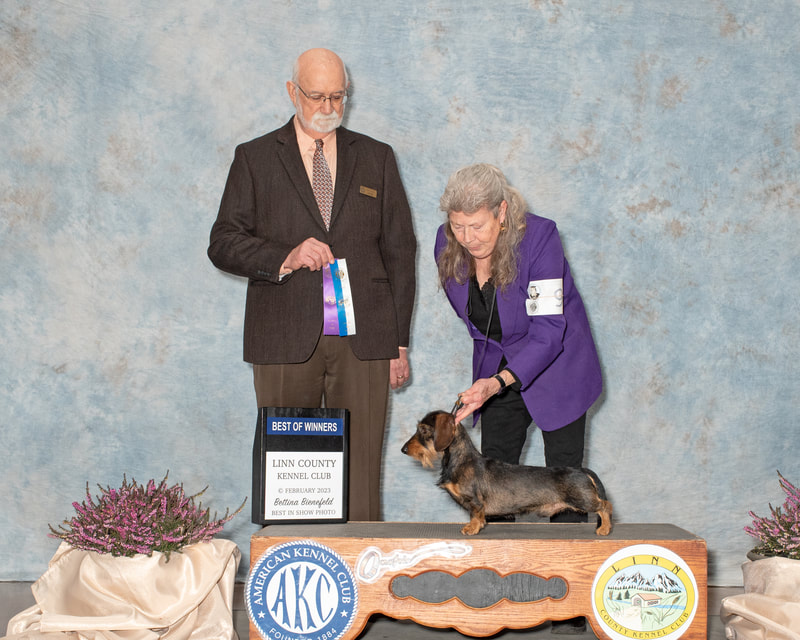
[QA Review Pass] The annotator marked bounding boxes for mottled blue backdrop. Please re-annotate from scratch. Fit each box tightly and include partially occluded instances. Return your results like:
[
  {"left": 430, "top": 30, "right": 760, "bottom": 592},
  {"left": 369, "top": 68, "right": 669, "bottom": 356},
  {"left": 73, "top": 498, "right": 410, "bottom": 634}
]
[{"left": 2, "top": 1, "right": 798, "bottom": 586}]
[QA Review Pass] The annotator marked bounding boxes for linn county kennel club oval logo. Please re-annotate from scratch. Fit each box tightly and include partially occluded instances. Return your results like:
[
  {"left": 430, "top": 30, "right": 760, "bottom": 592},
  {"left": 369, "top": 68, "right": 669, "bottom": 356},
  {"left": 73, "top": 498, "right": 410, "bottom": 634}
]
[
  {"left": 247, "top": 540, "right": 358, "bottom": 640},
  {"left": 592, "top": 544, "right": 698, "bottom": 639}
]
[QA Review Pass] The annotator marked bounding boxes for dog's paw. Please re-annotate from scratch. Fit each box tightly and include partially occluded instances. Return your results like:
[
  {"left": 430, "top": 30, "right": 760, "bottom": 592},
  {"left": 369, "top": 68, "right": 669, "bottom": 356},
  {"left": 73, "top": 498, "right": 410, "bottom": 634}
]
[
  {"left": 596, "top": 503, "right": 613, "bottom": 535},
  {"left": 461, "top": 521, "right": 483, "bottom": 535}
]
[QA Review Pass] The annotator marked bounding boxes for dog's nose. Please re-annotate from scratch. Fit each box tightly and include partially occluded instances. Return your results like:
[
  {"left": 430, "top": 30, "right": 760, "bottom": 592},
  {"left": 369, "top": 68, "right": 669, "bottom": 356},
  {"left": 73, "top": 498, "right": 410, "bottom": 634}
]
[{"left": 401, "top": 442, "right": 408, "bottom": 455}]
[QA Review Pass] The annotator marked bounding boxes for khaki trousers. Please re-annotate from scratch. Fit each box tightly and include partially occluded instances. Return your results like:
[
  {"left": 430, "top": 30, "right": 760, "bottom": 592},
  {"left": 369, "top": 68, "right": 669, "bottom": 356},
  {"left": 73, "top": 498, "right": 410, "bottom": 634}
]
[{"left": 253, "top": 335, "right": 390, "bottom": 521}]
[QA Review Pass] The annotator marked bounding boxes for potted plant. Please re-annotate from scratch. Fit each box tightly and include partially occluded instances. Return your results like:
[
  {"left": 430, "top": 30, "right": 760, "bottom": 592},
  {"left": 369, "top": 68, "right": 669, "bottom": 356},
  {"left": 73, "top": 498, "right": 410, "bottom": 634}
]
[
  {"left": 5, "top": 474, "right": 245, "bottom": 640},
  {"left": 743, "top": 471, "right": 800, "bottom": 561},
  {"left": 721, "top": 471, "right": 800, "bottom": 638}
]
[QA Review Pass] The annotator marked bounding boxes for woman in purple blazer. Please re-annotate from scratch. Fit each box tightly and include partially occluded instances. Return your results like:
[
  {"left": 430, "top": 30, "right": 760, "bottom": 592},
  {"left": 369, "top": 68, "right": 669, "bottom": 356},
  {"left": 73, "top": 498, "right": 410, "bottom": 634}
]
[{"left": 435, "top": 163, "right": 602, "bottom": 484}]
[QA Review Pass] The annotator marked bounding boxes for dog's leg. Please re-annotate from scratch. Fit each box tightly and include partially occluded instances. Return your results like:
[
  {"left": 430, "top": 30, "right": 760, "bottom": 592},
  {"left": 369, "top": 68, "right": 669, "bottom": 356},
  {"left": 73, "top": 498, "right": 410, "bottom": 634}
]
[
  {"left": 442, "top": 482, "right": 487, "bottom": 535},
  {"left": 462, "top": 505, "right": 486, "bottom": 536},
  {"left": 595, "top": 499, "right": 613, "bottom": 536}
]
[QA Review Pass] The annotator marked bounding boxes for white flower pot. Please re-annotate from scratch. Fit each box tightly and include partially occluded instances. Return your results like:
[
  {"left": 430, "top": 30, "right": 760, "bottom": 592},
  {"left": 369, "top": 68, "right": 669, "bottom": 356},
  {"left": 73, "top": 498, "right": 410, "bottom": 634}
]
[
  {"left": 3, "top": 539, "right": 240, "bottom": 640},
  {"left": 721, "top": 555, "right": 800, "bottom": 640}
]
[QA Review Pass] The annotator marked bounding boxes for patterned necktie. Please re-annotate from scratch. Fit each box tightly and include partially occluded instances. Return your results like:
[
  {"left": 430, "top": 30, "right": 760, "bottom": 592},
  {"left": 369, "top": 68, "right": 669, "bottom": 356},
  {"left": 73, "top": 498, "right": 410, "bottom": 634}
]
[{"left": 312, "top": 138, "right": 333, "bottom": 230}]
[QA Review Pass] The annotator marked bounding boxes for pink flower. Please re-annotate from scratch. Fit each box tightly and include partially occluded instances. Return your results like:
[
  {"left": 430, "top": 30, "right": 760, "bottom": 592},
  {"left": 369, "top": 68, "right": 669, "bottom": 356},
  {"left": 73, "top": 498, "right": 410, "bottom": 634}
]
[
  {"left": 49, "top": 473, "right": 245, "bottom": 560},
  {"left": 745, "top": 471, "right": 800, "bottom": 560}
]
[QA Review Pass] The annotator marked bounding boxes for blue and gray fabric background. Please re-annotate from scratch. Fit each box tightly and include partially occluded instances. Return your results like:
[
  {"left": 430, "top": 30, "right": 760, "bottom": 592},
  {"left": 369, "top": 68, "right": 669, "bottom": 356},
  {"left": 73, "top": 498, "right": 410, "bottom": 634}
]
[{"left": 2, "top": 1, "right": 798, "bottom": 585}]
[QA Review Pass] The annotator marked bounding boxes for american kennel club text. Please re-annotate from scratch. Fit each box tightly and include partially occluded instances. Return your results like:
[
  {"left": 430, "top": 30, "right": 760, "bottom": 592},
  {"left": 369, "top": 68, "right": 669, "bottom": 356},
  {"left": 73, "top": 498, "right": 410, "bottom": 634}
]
[{"left": 247, "top": 541, "right": 358, "bottom": 640}]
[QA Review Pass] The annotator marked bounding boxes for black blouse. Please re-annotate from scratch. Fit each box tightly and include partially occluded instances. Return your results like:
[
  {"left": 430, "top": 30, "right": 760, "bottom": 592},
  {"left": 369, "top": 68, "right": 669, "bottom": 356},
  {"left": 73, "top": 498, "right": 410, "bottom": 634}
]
[
  {"left": 467, "top": 275, "right": 521, "bottom": 389},
  {"left": 467, "top": 275, "right": 502, "bottom": 340}
]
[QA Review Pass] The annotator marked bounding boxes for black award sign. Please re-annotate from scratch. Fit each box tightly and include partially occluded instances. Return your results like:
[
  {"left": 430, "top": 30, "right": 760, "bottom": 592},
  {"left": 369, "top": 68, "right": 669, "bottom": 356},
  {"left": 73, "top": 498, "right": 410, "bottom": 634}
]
[{"left": 252, "top": 407, "right": 349, "bottom": 525}]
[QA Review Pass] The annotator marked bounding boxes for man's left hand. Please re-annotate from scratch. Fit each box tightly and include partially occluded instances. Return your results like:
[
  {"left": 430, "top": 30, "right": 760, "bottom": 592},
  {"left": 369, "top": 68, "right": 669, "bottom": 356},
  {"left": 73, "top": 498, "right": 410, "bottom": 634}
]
[{"left": 390, "top": 348, "right": 410, "bottom": 389}]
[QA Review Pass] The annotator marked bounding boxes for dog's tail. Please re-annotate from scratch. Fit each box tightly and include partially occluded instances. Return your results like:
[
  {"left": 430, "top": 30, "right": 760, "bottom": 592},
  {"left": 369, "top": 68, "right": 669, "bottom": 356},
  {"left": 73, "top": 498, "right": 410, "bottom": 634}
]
[{"left": 582, "top": 468, "right": 607, "bottom": 500}]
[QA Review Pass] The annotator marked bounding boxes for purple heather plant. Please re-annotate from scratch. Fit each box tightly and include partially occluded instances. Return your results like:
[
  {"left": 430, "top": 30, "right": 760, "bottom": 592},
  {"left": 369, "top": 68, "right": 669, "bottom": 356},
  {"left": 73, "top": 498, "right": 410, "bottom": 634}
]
[
  {"left": 49, "top": 473, "right": 245, "bottom": 559},
  {"left": 744, "top": 471, "right": 800, "bottom": 560}
]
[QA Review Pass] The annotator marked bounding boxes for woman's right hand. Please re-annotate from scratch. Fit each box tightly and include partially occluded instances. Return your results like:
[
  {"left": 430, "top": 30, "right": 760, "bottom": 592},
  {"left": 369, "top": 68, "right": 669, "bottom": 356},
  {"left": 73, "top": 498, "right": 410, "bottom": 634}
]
[{"left": 453, "top": 376, "right": 503, "bottom": 423}]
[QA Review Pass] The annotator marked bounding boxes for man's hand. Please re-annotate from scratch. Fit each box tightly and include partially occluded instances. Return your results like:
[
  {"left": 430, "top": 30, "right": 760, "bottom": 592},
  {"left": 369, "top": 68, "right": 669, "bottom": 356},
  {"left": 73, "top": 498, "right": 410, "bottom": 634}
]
[
  {"left": 390, "top": 348, "right": 410, "bottom": 390},
  {"left": 281, "top": 238, "right": 335, "bottom": 273}
]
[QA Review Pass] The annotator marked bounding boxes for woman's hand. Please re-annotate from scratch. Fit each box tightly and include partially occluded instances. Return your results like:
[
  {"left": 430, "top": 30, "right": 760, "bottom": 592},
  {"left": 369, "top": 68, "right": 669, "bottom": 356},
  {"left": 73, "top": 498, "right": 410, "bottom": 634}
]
[{"left": 453, "top": 376, "right": 503, "bottom": 424}]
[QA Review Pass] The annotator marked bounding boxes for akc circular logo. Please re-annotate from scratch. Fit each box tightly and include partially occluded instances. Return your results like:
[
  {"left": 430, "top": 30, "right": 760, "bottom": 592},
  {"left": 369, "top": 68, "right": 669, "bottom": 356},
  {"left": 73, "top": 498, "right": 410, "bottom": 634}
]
[
  {"left": 246, "top": 540, "right": 358, "bottom": 640},
  {"left": 592, "top": 544, "right": 698, "bottom": 639}
]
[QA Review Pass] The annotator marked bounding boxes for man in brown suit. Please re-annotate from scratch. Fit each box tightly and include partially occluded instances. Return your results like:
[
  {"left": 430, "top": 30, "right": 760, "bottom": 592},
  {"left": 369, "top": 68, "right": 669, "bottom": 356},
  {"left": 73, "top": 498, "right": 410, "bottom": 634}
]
[{"left": 208, "top": 48, "right": 416, "bottom": 521}]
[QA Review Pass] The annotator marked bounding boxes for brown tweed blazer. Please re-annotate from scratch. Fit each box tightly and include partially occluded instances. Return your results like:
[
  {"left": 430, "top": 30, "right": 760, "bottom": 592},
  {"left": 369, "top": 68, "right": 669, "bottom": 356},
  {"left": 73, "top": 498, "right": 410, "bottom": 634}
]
[{"left": 208, "top": 119, "right": 417, "bottom": 364}]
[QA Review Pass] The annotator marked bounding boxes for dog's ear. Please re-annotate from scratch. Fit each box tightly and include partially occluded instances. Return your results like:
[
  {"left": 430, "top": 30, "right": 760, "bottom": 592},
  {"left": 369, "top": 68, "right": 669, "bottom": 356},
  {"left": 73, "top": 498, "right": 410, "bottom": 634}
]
[
  {"left": 417, "top": 420, "right": 435, "bottom": 441},
  {"left": 433, "top": 412, "right": 456, "bottom": 451}
]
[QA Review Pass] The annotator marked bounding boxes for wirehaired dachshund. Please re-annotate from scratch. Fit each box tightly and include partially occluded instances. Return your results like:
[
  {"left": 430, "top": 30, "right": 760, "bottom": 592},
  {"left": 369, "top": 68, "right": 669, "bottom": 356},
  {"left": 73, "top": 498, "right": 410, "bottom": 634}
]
[{"left": 401, "top": 410, "right": 613, "bottom": 536}]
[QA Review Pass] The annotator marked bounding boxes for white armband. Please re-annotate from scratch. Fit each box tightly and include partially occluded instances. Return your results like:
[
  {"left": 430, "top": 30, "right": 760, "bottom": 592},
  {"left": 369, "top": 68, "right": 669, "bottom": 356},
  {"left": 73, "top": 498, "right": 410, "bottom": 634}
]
[{"left": 526, "top": 278, "right": 563, "bottom": 316}]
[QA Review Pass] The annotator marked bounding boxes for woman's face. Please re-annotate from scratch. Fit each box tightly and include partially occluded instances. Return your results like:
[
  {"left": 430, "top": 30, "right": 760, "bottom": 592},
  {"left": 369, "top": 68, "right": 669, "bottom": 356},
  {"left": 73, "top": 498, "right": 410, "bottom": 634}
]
[{"left": 448, "top": 203, "right": 506, "bottom": 262}]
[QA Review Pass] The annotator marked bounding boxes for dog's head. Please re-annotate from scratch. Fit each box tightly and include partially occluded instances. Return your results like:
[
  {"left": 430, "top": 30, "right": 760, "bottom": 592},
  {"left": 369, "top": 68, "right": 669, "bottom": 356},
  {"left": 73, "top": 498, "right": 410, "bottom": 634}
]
[{"left": 401, "top": 410, "right": 458, "bottom": 468}]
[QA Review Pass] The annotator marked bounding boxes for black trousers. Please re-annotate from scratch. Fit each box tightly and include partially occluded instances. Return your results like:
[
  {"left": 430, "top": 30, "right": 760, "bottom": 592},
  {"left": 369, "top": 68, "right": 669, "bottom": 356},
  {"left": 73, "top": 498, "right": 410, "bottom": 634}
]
[{"left": 480, "top": 387, "right": 588, "bottom": 523}]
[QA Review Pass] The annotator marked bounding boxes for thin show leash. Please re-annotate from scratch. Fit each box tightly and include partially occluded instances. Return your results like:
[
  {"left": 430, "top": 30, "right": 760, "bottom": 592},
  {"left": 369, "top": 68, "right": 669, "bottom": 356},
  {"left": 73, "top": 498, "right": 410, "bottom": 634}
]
[{"left": 453, "top": 282, "right": 497, "bottom": 420}]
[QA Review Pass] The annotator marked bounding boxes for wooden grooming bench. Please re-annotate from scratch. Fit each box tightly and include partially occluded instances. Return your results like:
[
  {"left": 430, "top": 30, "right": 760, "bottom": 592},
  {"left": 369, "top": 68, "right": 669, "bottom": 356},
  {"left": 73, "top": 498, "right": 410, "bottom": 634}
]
[{"left": 249, "top": 522, "right": 707, "bottom": 640}]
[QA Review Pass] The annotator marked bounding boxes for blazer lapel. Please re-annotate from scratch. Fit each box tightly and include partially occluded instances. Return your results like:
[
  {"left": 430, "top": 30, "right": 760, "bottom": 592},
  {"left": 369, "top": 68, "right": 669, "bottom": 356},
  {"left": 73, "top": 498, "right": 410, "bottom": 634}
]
[
  {"left": 447, "top": 280, "right": 471, "bottom": 325},
  {"left": 496, "top": 276, "right": 526, "bottom": 341},
  {"left": 332, "top": 127, "right": 357, "bottom": 227},
  {"left": 276, "top": 119, "right": 327, "bottom": 230}
]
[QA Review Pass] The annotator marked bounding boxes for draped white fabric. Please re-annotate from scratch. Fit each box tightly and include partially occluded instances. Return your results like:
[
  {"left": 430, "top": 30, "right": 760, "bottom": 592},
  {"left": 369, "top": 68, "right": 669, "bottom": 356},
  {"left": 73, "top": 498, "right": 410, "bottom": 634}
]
[
  {"left": 4, "top": 540, "right": 240, "bottom": 640},
  {"left": 721, "top": 557, "right": 800, "bottom": 640}
]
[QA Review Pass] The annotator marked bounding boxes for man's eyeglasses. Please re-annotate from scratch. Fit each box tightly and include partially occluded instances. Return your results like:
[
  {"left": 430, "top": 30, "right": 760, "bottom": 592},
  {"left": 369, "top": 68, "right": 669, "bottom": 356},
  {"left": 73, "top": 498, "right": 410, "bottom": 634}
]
[{"left": 295, "top": 84, "right": 348, "bottom": 106}]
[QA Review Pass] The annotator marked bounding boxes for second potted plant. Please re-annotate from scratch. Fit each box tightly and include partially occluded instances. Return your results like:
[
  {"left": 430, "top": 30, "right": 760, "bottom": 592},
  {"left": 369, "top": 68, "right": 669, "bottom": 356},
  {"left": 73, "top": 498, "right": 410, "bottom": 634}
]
[{"left": 721, "top": 470, "right": 800, "bottom": 639}]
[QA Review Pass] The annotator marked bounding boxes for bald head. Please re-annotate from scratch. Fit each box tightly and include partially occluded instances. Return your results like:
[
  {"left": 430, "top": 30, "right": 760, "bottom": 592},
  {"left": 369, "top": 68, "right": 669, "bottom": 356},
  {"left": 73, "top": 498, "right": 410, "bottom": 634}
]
[{"left": 292, "top": 48, "right": 348, "bottom": 89}]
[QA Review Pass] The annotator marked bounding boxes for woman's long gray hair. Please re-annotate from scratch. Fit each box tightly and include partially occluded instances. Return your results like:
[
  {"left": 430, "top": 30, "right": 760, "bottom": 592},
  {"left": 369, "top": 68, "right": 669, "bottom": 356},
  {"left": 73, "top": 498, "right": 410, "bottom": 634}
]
[{"left": 437, "top": 163, "right": 527, "bottom": 291}]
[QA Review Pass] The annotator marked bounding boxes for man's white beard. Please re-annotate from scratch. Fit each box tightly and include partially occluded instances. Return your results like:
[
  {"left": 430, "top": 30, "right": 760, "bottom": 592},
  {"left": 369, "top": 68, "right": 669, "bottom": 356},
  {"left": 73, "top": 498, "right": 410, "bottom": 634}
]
[{"left": 297, "top": 106, "right": 342, "bottom": 135}]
